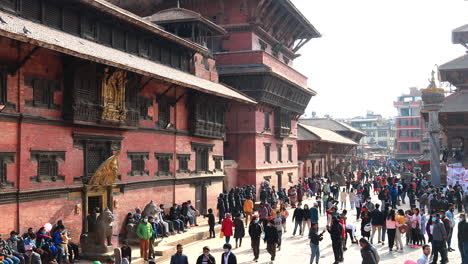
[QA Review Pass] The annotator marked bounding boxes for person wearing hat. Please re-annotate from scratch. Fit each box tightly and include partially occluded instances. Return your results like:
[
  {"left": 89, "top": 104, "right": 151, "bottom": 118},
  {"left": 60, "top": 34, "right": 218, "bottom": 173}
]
[
  {"left": 24, "top": 244, "right": 41, "bottom": 264},
  {"left": 248, "top": 216, "right": 263, "bottom": 262},
  {"left": 196, "top": 246, "right": 215, "bottom": 264},
  {"left": 264, "top": 219, "right": 279, "bottom": 261},
  {"left": 220, "top": 244, "right": 236, "bottom": 264}
]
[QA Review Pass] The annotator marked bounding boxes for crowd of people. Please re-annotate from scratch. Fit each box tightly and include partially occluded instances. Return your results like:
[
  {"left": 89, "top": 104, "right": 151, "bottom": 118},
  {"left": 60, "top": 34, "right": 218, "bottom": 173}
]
[{"left": 0, "top": 221, "right": 79, "bottom": 264}]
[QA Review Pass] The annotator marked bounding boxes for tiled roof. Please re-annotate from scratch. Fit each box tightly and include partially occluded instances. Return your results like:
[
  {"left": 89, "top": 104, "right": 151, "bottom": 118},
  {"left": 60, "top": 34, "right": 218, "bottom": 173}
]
[
  {"left": 298, "top": 124, "right": 358, "bottom": 145},
  {"left": 0, "top": 10, "right": 256, "bottom": 105},
  {"left": 439, "top": 54, "right": 468, "bottom": 71},
  {"left": 299, "top": 118, "right": 366, "bottom": 135},
  {"left": 441, "top": 89, "right": 468, "bottom": 113}
]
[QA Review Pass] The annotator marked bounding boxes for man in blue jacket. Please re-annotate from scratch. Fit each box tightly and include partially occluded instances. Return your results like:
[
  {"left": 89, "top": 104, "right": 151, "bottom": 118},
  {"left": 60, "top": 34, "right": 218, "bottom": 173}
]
[{"left": 310, "top": 203, "right": 319, "bottom": 227}]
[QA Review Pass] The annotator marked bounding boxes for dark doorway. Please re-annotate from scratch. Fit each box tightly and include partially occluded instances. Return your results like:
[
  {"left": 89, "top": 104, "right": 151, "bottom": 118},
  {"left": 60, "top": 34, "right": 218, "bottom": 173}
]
[{"left": 195, "top": 185, "right": 207, "bottom": 215}]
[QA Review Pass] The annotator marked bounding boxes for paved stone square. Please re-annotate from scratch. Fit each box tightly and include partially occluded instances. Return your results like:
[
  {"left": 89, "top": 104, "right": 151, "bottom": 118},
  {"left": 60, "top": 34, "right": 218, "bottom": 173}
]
[{"left": 159, "top": 194, "right": 462, "bottom": 264}]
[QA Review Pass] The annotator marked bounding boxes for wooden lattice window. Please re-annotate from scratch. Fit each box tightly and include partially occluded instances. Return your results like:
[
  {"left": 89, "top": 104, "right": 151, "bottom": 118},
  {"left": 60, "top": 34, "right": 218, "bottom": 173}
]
[
  {"left": 138, "top": 96, "right": 152, "bottom": 120},
  {"left": 176, "top": 154, "right": 190, "bottom": 173},
  {"left": 155, "top": 153, "right": 172, "bottom": 176},
  {"left": 31, "top": 79, "right": 59, "bottom": 109},
  {"left": 30, "top": 150, "right": 65, "bottom": 183},
  {"left": 127, "top": 152, "right": 149, "bottom": 176},
  {"left": 192, "top": 142, "right": 213, "bottom": 173},
  {"left": 0, "top": 70, "right": 6, "bottom": 106},
  {"left": 213, "top": 155, "right": 223, "bottom": 171},
  {"left": 264, "top": 111, "right": 271, "bottom": 131},
  {"left": 0, "top": 152, "right": 15, "bottom": 188}
]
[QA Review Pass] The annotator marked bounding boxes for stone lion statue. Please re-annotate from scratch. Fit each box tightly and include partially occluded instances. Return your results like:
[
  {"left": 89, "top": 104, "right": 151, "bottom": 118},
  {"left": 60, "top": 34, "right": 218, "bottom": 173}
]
[{"left": 81, "top": 208, "right": 114, "bottom": 254}]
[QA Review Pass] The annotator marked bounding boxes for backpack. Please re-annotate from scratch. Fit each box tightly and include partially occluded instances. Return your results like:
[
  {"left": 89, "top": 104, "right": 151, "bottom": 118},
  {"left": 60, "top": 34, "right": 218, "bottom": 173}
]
[
  {"left": 378, "top": 191, "right": 385, "bottom": 200},
  {"left": 370, "top": 246, "right": 380, "bottom": 263}
]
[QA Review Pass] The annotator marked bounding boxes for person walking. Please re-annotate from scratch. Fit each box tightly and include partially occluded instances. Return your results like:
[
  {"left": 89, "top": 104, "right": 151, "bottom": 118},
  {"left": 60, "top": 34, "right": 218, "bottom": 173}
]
[
  {"left": 359, "top": 238, "right": 379, "bottom": 264},
  {"left": 170, "top": 244, "right": 188, "bottom": 264},
  {"left": 264, "top": 220, "right": 279, "bottom": 262},
  {"left": 136, "top": 217, "right": 152, "bottom": 261},
  {"left": 386, "top": 209, "right": 397, "bottom": 251},
  {"left": 292, "top": 203, "right": 305, "bottom": 236},
  {"left": 302, "top": 204, "right": 312, "bottom": 236},
  {"left": 248, "top": 216, "right": 263, "bottom": 262},
  {"left": 196, "top": 246, "right": 215, "bottom": 264},
  {"left": 221, "top": 244, "right": 237, "bottom": 264},
  {"left": 349, "top": 189, "right": 356, "bottom": 210},
  {"left": 355, "top": 194, "right": 362, "bottom": 221},
  {"left": 370, "top": 203, "right": 384, "bottom": 245},
  {"left": 395, "top": 209, "right": 406, "bottom": 251},
  {"left": 340, "top": 188, "right": 347, "bottom": 209},
  {"left": 273, "top": 212, "right": 283, "bottom": 251},
  {"left": 221, "top": 213, "right": 235, "bottom": 244},
  {"left": 279, "top": 204, "right": 289, "bottom": 233},
  {"left": 458, "top": 214, "right": 468, "bottom": 264},
  {"left": 446, "top": 204, "right": 456, "bottom": 251},
  {"left": 432, "top": 213, "right": 448, "bottom": 264},
  {"left": 329, "top": 217, "right": 343, "bottom": 264},
  {"left": 310, "top": 203, "right": 319, "bottom": 228},
  {"left": 309, "top": 222, "right": 325, "bottom": 264},
  {"left": 243, "top": 197, "right": 254, "bottom": 226},
  {"left": 233, "top": 214, "right": 245, "bottom": 248}
]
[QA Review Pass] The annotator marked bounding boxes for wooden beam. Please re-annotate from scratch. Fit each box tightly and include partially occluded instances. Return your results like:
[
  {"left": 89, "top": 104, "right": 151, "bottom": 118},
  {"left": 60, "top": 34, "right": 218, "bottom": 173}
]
[
  {"left": 9, "top": 46, "right": 40, "bottom": 75},
  {"left": 293, "top": 37, "right": 311, "bottom": 52},
  {"left": 265, "top": 5, "right": 288, "bottom": 33},
  {"left": 261, "top": 0, "right": 280, "bottom": 29}
]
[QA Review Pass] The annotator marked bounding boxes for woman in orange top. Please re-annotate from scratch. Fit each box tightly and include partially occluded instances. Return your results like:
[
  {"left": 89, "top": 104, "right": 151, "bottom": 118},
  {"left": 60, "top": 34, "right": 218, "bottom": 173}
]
[{"left": 395, "top": 209, "right": 406, "bottom": 251}]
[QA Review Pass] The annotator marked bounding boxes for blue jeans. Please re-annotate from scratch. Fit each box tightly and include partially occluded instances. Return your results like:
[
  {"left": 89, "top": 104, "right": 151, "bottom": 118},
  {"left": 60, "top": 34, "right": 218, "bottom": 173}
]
[
  {"left": 3, "top": 257, "right": 20, "bottom": 264},
  {"left": 293, "top": 220, "right": 303, "bottom": 235},
  {"left": 310, "top": 243, "right": 319, "bottom": 264},
  {"left": 173, "top": 219, "right": 184, "bottom": 231}
]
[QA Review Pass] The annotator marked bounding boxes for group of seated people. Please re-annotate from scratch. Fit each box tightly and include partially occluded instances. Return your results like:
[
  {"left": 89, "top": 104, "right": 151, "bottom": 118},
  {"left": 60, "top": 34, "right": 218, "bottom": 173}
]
[
  {"left": 125, "top": 200, "right": 200, "bottom": 238},
  {"left": 0, "top": 221, "right": 79, "bottom": 264}
]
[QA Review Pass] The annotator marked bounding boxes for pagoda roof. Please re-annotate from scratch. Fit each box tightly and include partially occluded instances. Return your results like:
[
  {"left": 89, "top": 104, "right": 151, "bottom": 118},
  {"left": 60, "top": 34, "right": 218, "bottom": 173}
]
[
  {"left": 0, "top": 10, "right": 256, "bottom": 105},
  {"left": 299, "top": 118, "right": 366, "bottom": 136},
  {"left": 441, "top": 89, "right": 468, "bottom": 113},
  {"left": 453, "top": 24, "right": 468, "bottom": 45},
  {"left": 145, "top": 8, "right": 227, "bottom": 35}
]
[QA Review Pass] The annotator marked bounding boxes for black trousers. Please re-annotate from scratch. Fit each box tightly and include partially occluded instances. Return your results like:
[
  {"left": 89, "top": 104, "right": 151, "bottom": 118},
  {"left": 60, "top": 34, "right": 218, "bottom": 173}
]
[
  {"left": 356, "top": 207, "right": 361, "bottom": 220},
  {"left": 209, "top": 225, "right": 215, "bottom": 238},
  {"left": 432, "top": 240, "right": 448, "bottom": 264},
  {"left": 332, "top": 240, "right": 343, "bottom": 262},
  {"left": 387, "top": 229, "right": 396, "bottom": 250},
  {"left": 251, "top": 238, "right": 260, "bottom": 259},
  {"left": 68, "top": 242, "right": 79, "bottom": 262}
]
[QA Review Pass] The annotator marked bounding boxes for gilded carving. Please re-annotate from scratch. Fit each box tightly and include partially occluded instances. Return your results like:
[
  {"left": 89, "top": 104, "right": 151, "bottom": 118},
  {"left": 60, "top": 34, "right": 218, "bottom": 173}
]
[
  {"left": 88, "top": 151, "right": 120, "bottom": 186},
  {"left": 101, "top": 68, "right": 127, "bottom": 121}
]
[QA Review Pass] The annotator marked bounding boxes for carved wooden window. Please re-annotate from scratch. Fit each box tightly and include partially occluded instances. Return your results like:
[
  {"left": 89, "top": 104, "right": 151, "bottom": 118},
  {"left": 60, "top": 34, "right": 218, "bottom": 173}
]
[
  {"left": 44, "top": 2, "right": 62, "bottom": 29},
  {"left": 155, "top": 153, "right": 172, "bottom": 176},
  {"left": 213, "top": 156, "right": 223, "bottom": 171},
  {"left": 157, "top": 97, "right": 170, "bottom": 128},
  {"left": 176, "top": 154, "right": 190, "bottom": 173},
  {"left": 21, "top": 0, "right": 41, "bottom": 21},
  {"left": 259, "top": 40, "right": 267, "bottom": 51},
  {"left": 288, "top": 173, "right": 293, "bottom": 183},
  {"left": 0, "top": 152, "right": 15, "bottom": 188},
  {"left": 85, "top": 143, "right": 112, "bottom": 178},
  {"left": 31, "top": 79, "right": 59, "bottom": 109},
  {"left": 0, "top": 0, "right": 18, "bottom": 12},
  {"left": 287, "top": 145, "right": 293, "bottom": 162},
  {"left": 127, "top": 152, "right": 149, "bottom": 177},
  {"left": 277, "top": 144, "right": 282, "bottom": 163},
  {"left": 0, "top": 70, "right": 6, "bottom": 106},
  {"left": 264, "top": 111, "right": 271, "bottom": 131},
  {"left": 82, "top": 16, "right": 97, "bottom": 40},
  {"left": 30, "top": 150, "right": 65, "bottom": 183},
  {"left": 192, "top": 142, "right": 213, "bottom": 173},
  {"left": 264, "top": 143, "right": 271, "bottom": 163}
]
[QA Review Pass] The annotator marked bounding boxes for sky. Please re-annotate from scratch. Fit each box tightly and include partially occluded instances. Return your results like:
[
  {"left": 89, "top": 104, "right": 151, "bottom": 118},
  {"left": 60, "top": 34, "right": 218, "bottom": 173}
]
[{"left": 291, "top": 0, "right": 468, "bottom": 119}]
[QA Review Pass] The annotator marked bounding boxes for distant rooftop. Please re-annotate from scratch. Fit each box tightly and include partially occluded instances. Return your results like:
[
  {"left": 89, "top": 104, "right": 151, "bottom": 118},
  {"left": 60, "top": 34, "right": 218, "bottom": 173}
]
[{"left": 299, "top": 118, "right": 365, "bottom": 135}]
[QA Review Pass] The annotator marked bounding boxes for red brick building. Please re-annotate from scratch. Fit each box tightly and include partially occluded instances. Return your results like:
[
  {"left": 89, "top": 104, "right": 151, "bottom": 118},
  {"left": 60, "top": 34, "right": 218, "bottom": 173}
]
[
  {"left": 0, "top": 0, "right": 255, "bottom": 239},
  {"left": 393, "top": 88, "right": 425, "bottom": 161},
  {"left": 113, "top": 0, "right": 322, "bottom": 193}
]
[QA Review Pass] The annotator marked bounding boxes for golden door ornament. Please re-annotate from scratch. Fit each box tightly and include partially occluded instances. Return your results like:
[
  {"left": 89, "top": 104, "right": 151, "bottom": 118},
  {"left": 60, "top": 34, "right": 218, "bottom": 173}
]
[
  {"left": 89, "top": 151, "right": 120, "bottom": 186},
  {"left": 101, "top": 68, "right": 127, "bottom": 121}
]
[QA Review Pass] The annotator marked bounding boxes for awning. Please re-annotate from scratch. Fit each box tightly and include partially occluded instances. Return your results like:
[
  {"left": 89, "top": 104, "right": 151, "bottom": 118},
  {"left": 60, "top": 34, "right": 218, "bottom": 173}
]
[
  {"left": 0, "top": 11, "right": 256, "bottom": 105},
  {"left": 298, "top": 123, "right": 358, "bottom": 145}
]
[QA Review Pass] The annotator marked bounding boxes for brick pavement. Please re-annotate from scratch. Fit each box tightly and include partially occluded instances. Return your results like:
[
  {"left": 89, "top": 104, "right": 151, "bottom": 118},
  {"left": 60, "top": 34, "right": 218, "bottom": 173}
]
[{"left": 158, "top": 193, "right": 463, "bottom": 264}]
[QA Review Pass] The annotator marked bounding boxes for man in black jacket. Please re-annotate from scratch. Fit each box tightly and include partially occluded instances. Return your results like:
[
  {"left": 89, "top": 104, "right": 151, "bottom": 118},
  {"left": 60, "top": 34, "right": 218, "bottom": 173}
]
[
  {"left": 328, "top": 217, "right": 343, "bottom": 264},
  {"left": 221, "top": 244, "right": 236, "bottom": 264},
  {"left": 264, "top": 220, "right": 278, "bottom": 261},
  {"left": 359, "top": 238, "right": 379, "bottom": 264},
  {"left": 196, "top": 246, "right": 215, "bottom": 264},
  {"left": 370, "top": 203, "right": 384, "bottom": 245},
  {"left": 458, "top": 214, "right": 468, "bottom": 264},
  {"left": 248, "top": 216, "right": 263, "bottom": 262},
  {"left": 292, "top": 203, "right": 305, "bottom": 236}
]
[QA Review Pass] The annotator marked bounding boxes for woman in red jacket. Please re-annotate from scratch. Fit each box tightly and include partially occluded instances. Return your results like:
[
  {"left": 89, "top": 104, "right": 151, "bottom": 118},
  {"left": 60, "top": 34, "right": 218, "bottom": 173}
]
[{"left": 221, "top": 213, "right": 235, "bottom": 244}]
